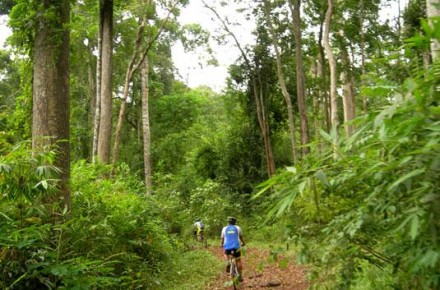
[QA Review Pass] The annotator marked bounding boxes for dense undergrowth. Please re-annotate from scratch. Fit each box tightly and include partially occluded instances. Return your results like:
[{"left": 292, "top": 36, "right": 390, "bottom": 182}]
[
  {"left": 254, "top": 55, "right": 440, "bottom": 289},
  {"left": 0, "top": 150, "right": 223, "bottom": 289}
]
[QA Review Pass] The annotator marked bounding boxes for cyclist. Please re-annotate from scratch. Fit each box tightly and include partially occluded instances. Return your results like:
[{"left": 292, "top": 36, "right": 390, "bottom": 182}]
[
  {"left": 220, "top": 216, "right": 246, "bottom": 281},
  {"left": 193, "top": 218, "right": 205, "bottom": 242}
]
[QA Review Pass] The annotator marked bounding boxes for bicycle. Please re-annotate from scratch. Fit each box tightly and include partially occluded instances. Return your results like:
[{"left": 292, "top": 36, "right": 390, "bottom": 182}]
[
  {"left": 193, "top": 229, "right": 207, "bottom": 248},
  {"left": 226, "top": 251, "right": 241, "bottom": 289}
]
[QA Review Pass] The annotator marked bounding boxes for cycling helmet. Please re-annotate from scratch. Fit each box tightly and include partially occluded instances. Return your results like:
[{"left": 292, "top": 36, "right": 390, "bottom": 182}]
[
  {"left": 227, "top": 216, "right": 237, "bottom": 225},
  {"left": 195, "top": 218, "right": 201, "bottom": 222}
]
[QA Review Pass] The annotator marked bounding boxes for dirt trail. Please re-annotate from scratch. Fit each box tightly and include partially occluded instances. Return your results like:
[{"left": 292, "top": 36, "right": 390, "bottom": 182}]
[{"left": 204, "top": 246, "right": 310, "bottom": 289}]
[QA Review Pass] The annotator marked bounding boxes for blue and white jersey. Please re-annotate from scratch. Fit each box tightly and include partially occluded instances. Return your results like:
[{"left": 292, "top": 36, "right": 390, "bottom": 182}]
[{"left": 221, "top": 225, "right": 242, "bottom": 250}]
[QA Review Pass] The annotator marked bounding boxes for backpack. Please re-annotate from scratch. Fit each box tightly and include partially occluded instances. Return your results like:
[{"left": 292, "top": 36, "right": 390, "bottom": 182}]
[{"left": 199, "top": 222, "right": 205, "bottom": 229}]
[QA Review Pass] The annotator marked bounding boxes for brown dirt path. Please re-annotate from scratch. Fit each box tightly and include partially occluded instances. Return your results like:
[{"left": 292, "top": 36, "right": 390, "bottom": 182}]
[{"left": 204, "top": 246, "right": 310, "bottom": 289}]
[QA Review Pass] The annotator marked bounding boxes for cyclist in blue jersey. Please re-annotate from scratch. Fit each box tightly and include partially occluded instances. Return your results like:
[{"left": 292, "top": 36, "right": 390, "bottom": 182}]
[{"left": 221, "top": 217, "right": 246, "bottom": 281}]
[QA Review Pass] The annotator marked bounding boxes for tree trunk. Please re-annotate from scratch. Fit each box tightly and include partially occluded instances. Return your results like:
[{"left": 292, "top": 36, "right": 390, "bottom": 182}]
[
  {"left": 87, "top": 41, "right": 97, "bottom": 161},
  {"left": 360, "top": 0, "right": 367, "bottom": 113},
  {"left": 311, "top": 61, "right": 321, "bottom": 153},
  {"left": 323, "top": 0, "right": 338, "bottom": 131},
  {"left": 92, "top": 22, "right": 102, "bottom": 163},
  {"left": 112, "top": 0, "right": 175, "bottom": 170},
  {"left": 263, "top": 0, "right": 298, "bottom": 163},
  {"left": 141, "top": 58, "right": 153, "bottom": 194},
  {"left": 32, "top": 0, "right": 71, "bottom": 209},
  {"left": 112, "top": 18, "right": 147, "bottom": 171},
  {"left": 252, "top": 74, "right": 276, "bottom": 176},
  {"left": 289, "top": 0, "right": 310, "bottom": 155},
  {"left": 340, "top": 45, "right": 356, "bottom": 137},
  {"left": 97, "top": 0, "right": 113, "bottom": 164},
  {"left": 427, "top": 0, "right": 440, "bottom": 61},
  {"left": 202, "top": 0, "right": 277, "bottom": 176},
  {"left": 318, "top": 13, "right": 330, "bottom": 133}
]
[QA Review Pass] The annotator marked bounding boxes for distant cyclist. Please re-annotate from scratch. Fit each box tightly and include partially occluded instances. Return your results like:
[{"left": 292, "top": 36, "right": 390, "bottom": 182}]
[
  {"left": 221, "top": 217, "right": 246, "bottom": 281},
  {"left": 193, "top": 218, "right": 205, "bottom": 242}
]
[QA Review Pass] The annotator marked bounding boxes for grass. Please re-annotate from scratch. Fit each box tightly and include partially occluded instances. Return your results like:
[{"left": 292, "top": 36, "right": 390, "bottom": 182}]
[{"left": 163, "top": 248, "right": 222, "bottom": 290}]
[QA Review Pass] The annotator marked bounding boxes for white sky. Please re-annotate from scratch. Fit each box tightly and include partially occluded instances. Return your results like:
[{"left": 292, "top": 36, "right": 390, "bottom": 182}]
[
  {"left": 172, "top": 0, "right": 255, "bottom": 92},
  {"left": 0, "top": 15, "right": 11, "bottom": 46}
]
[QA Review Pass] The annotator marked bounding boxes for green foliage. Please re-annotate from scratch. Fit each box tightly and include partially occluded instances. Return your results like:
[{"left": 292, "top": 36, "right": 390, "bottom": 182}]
[
  {"left": 0, "top": 141, "right": 60, "bottom": 203},
  {"left": 163, "top": 250, "right": 221, "bottom": 290},
  {"left": 155, "top": 177, "right": 243, "bottom": 241},
  {"left": 7, "top": 0, "right": 36, "bottom": 54},
  {"left": 0, "top": 148, "right": 192, "bottom": 289},
  {"left": 255, "top": 59, "right": 440, "bottom": 289},
  {"left": 0, "top": 49, "right": 32, "bottom": 144},
  {"left": 0, "top": 0, "right": 14, "bottom": 15},
  {"left": 186, "top": 179, "right": 242, "bottom": 236},
  {"left": 150, "top": 90, "right": 208, "bottom": 174}
]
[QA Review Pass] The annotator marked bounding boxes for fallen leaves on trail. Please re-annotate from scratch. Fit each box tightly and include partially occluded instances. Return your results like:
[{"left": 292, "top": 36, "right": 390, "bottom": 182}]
[{"left": 205, "top": 246, "right": 310, "bottom": 290}]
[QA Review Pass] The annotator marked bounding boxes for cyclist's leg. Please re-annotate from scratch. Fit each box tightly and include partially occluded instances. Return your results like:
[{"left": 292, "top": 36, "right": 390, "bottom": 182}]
[
  {"left": 224, "top": 250, "right": 233, "bottom": 273},
  {"left": 196, "top": 228, "right": 202, "bottom": 241},
  {"left": 234, "top": 250, "right": 243, "bottom": 281},
  {"left": 236, "top": 258, "right": 242, "bottom": 274}
]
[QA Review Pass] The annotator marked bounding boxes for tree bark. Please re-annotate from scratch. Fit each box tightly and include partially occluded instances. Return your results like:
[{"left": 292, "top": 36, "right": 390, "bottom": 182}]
[
  {"left": 289, "top": 0, "right": 310, "bottom": 155},
  {"left": 360, "top": 0, "right": 367, "bottom": 113},
  {"left": 340, "top": 45, "right": 356, "bottom": 137},
  {"left": 92, "top": 22, "right": 102, "bottom": 163},
  {"left": 97, "top": 0, "right": 113, "bottom": 164},
  {"left": 112, "top": 17, "right": 146, "bottom": 171},
  {"left": 87, "top": 40, "right": 97, "bottom": 161},
  {"left": 141, "top": 57, "right": 153, "bottom": 194},
  {"left": 32, "top": 0, "right": 71, "bottom": 209},
  {"left": 323, "top": 0, "right": 338, "bottom": 131},
  {"left": 253, "top": 74, "right": 276, "bottom": 176},
  {"left": 427, "top": 0, "right": 440, "bottom": 61},
  {"left": 263, "top": 0, "right": 298, "bottom": 163},
  {"left": 318, "top": 13, "right": 330, "bottom": 133}
]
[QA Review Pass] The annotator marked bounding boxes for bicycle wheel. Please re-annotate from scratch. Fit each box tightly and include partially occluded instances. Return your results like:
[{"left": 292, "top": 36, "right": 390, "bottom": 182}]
[{"left": 229, "top": 260, "right": 239, "bottom": 289}]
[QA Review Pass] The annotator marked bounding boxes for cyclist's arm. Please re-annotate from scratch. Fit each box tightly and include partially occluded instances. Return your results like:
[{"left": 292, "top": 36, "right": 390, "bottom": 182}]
[
  {"left": 220, "top": 227, "right": 225, "bottom": 247},
  {"left": 239, "top": 233, "right": 246, "bottom": 246},
  {"left": 236, "top": 226, "right": 245, "bottom": 246}
]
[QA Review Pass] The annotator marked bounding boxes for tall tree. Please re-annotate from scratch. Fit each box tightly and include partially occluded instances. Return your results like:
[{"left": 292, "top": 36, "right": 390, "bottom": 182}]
[
  {"left": 316, "top": 5, "right": 330, "bottom": 133},
  {"left": 263, "top": 0, "right": 298, "bottom": 163},
  {"left": 92, "top": 11, "right": 102, "bottom": 163},
  {"left": 288, "top": 0, "right": 310, "bottom": 154},
  {"left": 140, "top": 57, "right": 152, "bottom": 194},
  {"left": 339, "top": 40, "right": 356, "bottom": 137},
  {"left": 202, "top": 0, "right": 276, "bottom": 176},
  {"left": 359, "top": 0, "right": 367, "bottom": 113},
  {"left": 97, "top": 0, "right": 113, "bottom": 164},
  {"left": 323, "top": 0, "right": 338, "bottom": 131},
  {"left": 111, "top": 0, "right": 178, "bottom": 175},
  {"left": 32, "top": 0, "right": 71, "bottom": 209}
]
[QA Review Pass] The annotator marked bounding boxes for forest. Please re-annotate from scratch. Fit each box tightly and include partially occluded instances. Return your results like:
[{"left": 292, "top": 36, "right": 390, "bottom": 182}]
[{"left": 0, "top": 0, "right": 439, "bottom": 289}]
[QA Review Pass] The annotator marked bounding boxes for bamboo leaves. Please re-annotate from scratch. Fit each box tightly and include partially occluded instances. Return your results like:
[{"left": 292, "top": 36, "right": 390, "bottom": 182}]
[
  {"left": 253, "top": 65, "right": 440, "bottom": 287},
  {"left": 387, "top": 168, "right": 425, "bottom": 192}
]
